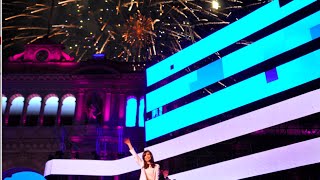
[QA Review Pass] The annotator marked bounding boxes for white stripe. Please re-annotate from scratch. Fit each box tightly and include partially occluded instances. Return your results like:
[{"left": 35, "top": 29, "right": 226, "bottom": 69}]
[
  {"left": 170, "top": 138, "right": 320, "bottom": 180},
  {"left": 44, "top": 153, "right": 142, "bottom": 176}
]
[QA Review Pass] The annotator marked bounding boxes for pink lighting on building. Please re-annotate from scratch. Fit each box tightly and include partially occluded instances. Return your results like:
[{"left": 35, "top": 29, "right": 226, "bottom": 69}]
[
  {"left": 70, "top": 136, "right": 82, "bottom": 143},
  {"left": 118, "top": 94, "right": 126, "bottom": 125},
  {"left": 103, "top": 93, "right": 111, "bottom": 123}
]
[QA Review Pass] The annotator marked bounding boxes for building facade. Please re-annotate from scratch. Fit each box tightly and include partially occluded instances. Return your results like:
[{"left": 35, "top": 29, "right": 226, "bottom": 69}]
[{"left": 2, "top": 39, "right": 146, "bottom": 177}]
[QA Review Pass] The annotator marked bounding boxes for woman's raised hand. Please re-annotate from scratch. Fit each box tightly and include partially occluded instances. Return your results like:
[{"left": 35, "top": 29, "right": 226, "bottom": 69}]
[
  {"left": 124, "top": 138, "right": 133, "bottom": 150},
  {"left": 124, "top": 138, "right": 131, "bottom": 145}
]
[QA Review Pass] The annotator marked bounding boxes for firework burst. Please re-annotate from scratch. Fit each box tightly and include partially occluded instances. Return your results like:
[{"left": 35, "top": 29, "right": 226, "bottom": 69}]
[{"left": 3, "top": 0, "right": 268, "bottom": 62}]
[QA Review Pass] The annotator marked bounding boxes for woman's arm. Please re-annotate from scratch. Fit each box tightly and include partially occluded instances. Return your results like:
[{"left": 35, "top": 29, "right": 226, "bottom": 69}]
[
  {"left": 124, "top": 138, "right": 143, "bottom": 167},
  {"left": 155, "top": 164, "right": 160, "bottom": 180}
]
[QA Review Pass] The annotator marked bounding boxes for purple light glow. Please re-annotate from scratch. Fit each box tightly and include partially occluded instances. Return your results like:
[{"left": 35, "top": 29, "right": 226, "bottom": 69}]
[
  {"left": 118, "top": 94, "right": 125, "bottom": 120},
  {"left": 70, "top": 136, "right": 82, "bottom": 143},
  {"left": 103, "top": 93, "right": 111, "bottom": 122},
  {"left": 93, "top": 53, "right": 105, "bottom": 59}
]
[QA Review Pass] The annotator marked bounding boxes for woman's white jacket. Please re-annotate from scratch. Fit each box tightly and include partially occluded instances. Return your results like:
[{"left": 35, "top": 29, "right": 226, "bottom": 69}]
[{"left": 129, "top": 149, "right": 160, "bottom": 180}]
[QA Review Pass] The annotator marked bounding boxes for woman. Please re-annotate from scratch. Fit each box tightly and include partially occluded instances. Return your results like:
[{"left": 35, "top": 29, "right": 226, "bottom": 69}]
[{"left": 124, "top": 138, "right": 160, "bottom": 180}]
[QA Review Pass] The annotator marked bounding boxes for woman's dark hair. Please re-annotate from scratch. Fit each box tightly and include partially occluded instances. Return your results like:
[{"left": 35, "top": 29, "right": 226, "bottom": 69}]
[{"left": 142, "top": 150, "right": 155, "bottom": 169}]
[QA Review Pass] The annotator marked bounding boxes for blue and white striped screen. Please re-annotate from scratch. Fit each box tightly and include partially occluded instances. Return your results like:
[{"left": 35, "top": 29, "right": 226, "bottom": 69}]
[
  {"left": 146, "top": 10, "right": 320, "bottom": 112},
  {"left": 146, "top": 50, "right": 320, "bottom": 141},
  {"left": 146, "top": 0, "right": 317, "bottom": 86},
  {"left": 145, "top": 0, "right": 320, "bottom": 142}
]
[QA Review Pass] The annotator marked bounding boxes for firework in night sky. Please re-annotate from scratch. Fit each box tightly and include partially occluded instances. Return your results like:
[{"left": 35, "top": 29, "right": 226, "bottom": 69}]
[{"left": 3, "top": 0, "right": 268, "bottom": 62}]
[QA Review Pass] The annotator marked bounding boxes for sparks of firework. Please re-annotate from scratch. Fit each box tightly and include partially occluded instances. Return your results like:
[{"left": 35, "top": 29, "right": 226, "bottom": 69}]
[
  {"left": 212, "top": 0, "right": 220, "bottom": 9},
  {"left": 3, "top": 0, "right": 268, "bottom": 62}
]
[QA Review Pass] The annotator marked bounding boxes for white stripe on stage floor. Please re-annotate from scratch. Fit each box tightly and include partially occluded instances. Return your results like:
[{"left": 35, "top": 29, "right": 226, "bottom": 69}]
[{"left": 169, "top": 137, "right": 320, "bottom": 180}]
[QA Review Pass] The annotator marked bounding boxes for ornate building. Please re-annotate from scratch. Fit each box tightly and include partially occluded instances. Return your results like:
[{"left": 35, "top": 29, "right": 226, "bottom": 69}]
[{"left": 2, "top": 38, "right": 146, "bottom": 178}]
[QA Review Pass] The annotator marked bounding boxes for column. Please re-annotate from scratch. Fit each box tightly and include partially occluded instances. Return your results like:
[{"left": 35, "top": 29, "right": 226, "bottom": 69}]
[
  {"left": 56, "top": 96, "right": 63, "bottom": 126},
  {"left": 117, "top": 126, "right": 124, "bottom": 154},
  {"left": 21, "top": 97, "right": 29, "bottom": 126},
  {"left": 74, "top": 91, "right": 85, "bottom": 124},
  {"left": 4, "top": 101, "right": 12, "bottom": 126},
  {"left": 118, "top": 94, "right": 126, "bottom": 126},
  {"left": 103, "top": 93, "right": 112, "bottom": 124},
  {"left": 38, "top": 96, "right": 46, "bottom": 126},
  {"left": 110, "top": 93, "right": 118, "bottom": 125}
]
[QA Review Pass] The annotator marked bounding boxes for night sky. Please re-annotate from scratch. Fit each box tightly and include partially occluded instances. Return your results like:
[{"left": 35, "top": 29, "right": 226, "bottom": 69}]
[{"left": 2, "top": 0, "right": 269, "bottom": 62}]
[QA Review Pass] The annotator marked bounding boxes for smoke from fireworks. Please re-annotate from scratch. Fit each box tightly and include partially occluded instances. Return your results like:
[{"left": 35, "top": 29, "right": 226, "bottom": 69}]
[{"left": 3, "top": 0, "right": 268, "bottom": 62}]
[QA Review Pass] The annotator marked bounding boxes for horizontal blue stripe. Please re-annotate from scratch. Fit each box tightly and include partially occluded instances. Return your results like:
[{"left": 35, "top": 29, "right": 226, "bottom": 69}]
[
  {"left": 146, "top": 11, "right": 320, "bottom": 112},
  {"left": 146, "top": 50, "right": 320, "bottom": 141},
  {"left": 146, "top": 0, "right": 317, "bottom": 86}
]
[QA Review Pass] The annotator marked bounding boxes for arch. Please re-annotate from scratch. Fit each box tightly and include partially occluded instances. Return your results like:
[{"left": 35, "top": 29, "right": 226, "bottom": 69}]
[
  {"left": 8, "top": 94, "right": 25, "bottom": 126},
  {"left": 43, "top": 93, "right": 58, "bottom": 103},
  {"left": 26, "top": 93, "right": 41, "bottom": 103},
  {"left": 8, "top": 94, "right": 24, "bottom": 104},
  {"left": 125, "top": 96, "right": 137, "bottom": 127},
  {"left": 26, "top": 95, "right": 42, "bottom": 126},
  {"left": 61, "top": 94, "right": 76, "bottom": 125},
  {"left": 61, "top": 93, "right": 75, "bottom": 102},
  {"left": 138, "top": 96, "right": 145, "bottom": 127},
  {"left": 43, "top": 95, "right": 59, "bottom": 126}
]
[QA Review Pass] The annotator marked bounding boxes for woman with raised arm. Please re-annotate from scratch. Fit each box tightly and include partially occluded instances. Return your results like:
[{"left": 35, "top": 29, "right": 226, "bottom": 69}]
[{"left": 124, "top": 138, "right": 160, "bottom": 180}]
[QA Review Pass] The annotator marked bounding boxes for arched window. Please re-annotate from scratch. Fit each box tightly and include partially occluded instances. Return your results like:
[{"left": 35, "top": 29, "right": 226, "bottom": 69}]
[
  {"left": 43, "top": 96, "right": 59, "bottom": 126},
  {"left": 26, "top": 96, "right": 42, "bottom": 126},
  {"left": 61, "top": 96, "right": 76, "bottom": 125},
  {"left": 125, "top": 96, "right": 137, "bottom": 127},
  {"left": 138, "top": 97, "right": 145, "bottom": 127},
  {"left": 2, "top": 95, "right": 7, "bottom": 121},
  {"left": 8, "top": 96, "right": 24, "bottom": 126}
]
